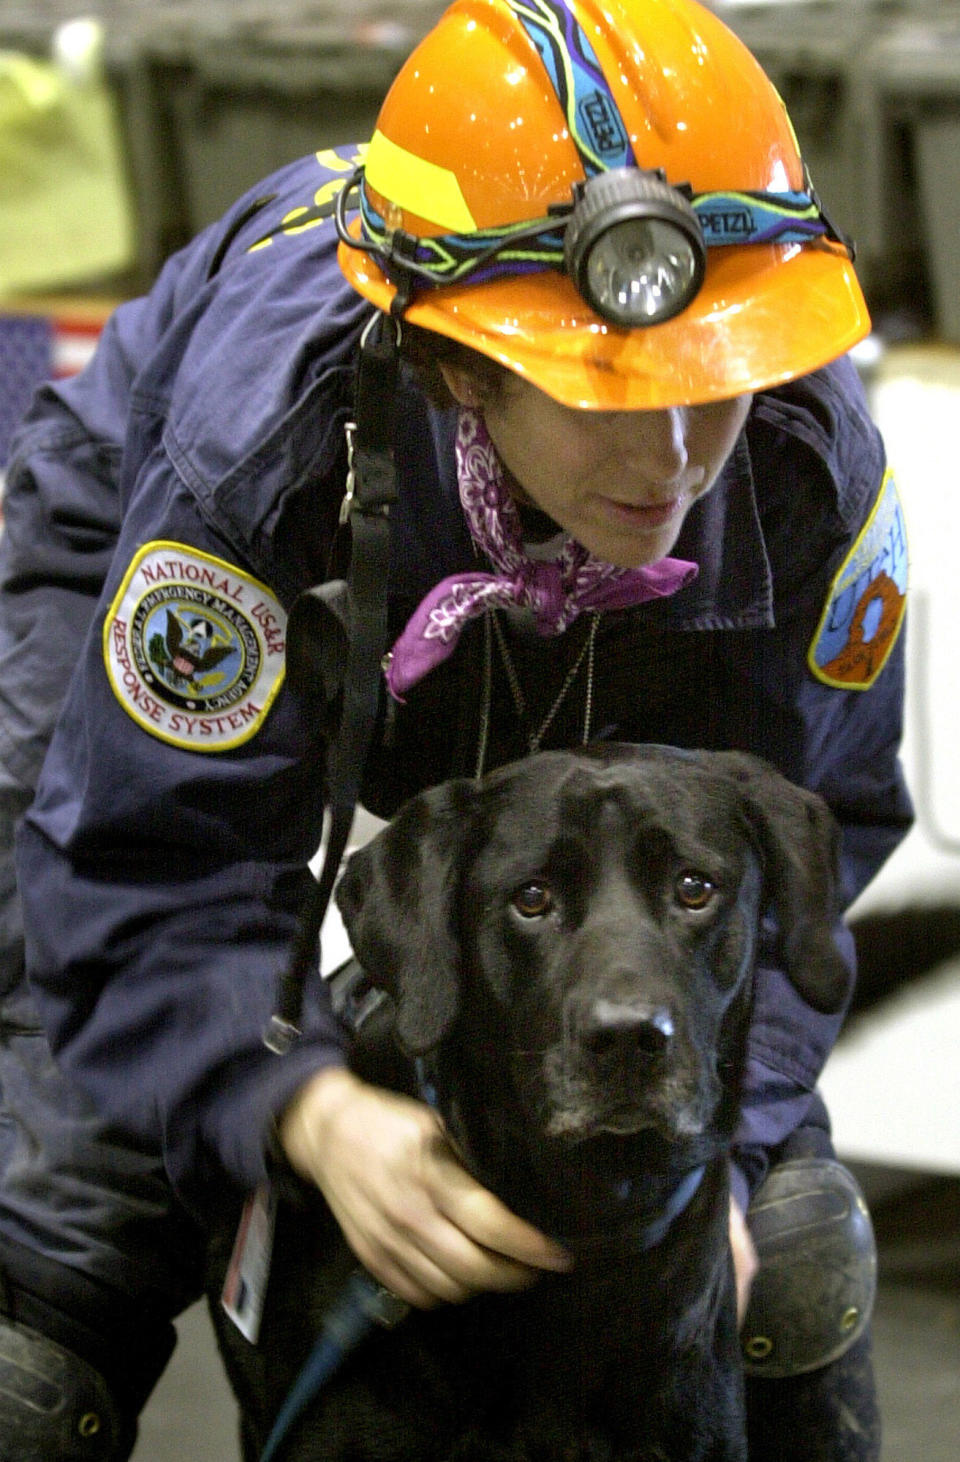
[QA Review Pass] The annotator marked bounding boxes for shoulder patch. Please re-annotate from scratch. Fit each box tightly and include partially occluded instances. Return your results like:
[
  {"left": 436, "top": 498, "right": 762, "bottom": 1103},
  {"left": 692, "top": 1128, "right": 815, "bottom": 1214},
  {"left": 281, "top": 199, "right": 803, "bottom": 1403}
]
[
  {"left": 808, "top": 469, "right": 908, "bottom": 690},
  {"left": 104, "top": 542, "right": 286, "bottom": 751}
]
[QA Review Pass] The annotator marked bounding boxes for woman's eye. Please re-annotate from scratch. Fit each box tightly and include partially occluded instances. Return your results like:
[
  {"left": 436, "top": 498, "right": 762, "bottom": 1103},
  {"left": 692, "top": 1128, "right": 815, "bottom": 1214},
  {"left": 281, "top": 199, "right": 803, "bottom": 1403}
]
[
  {"left": 511, "top": 883, "right": 554, "bottom": 919},
  {"left": 675, "top": 871, "right": 717, "bottom": 910}
]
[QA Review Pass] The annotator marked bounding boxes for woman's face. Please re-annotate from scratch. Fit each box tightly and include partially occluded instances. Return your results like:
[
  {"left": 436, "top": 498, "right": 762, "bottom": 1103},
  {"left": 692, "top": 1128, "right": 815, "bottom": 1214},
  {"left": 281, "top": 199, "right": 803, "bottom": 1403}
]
[{"left": 440, "top": 364, "right": 752, "bottom": 569}]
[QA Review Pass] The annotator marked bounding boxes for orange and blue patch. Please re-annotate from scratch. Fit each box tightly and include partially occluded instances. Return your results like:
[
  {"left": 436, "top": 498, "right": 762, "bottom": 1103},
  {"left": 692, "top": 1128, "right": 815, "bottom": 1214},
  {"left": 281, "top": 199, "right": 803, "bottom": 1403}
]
[{"left": 808, "top": 469, "right": 908, "bottom": 691}]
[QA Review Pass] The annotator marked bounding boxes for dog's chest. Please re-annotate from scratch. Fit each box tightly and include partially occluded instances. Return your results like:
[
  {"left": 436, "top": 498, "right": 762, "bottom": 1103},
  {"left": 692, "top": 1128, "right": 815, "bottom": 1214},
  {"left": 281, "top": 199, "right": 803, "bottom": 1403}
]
[{"left": 338, "top": 1254, "right": 743, "bottom": 1462}]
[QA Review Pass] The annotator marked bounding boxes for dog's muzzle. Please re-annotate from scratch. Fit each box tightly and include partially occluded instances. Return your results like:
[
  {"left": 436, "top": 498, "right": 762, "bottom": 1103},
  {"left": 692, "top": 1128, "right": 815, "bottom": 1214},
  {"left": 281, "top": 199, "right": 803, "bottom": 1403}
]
[{"left": 541, "top": 991, "right": 713, "bottom": 1143}]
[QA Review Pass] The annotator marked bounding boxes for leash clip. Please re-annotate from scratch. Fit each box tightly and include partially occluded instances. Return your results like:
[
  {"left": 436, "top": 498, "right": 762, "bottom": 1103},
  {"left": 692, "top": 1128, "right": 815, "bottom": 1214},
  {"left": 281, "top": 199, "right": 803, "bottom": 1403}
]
[
  {"left": 362, "top": 1277, "right": 411, "bottom": 1330},
  {"left": 262, "top": 1013, "right": 302, "bottom": 1056}
]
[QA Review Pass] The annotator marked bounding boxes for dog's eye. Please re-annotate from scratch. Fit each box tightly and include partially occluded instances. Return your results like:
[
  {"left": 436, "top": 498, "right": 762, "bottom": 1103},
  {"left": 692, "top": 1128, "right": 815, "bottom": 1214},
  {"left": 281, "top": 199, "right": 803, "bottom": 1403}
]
[
  {"left": 511, "top": 883, "right": 554, "bottom": 919},
  {"left": 675, "top": 871, "right": 717, "bottom": 910}
]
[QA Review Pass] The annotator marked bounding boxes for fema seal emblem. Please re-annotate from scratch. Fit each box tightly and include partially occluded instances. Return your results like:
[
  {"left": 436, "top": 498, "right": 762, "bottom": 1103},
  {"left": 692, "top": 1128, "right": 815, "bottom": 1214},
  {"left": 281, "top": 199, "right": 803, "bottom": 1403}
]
[
  {"left": 808, "top": 470, "right": 908, "bottom": 691},
  {"left": 104, "top": 541, "right": 286, "bottom": 750}
]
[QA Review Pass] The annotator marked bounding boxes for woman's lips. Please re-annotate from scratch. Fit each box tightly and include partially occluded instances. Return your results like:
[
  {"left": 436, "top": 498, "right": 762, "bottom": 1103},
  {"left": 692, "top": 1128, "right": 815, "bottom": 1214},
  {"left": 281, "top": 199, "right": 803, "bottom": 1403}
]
[{"left": 599, "top": 494, "right": 686, "bottom": 532}]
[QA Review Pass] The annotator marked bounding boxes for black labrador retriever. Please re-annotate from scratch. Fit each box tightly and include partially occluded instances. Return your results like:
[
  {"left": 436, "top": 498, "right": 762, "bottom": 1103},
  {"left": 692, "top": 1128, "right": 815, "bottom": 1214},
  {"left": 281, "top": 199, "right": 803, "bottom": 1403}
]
[{"left": 214, "top": 744, "right": 850, "bottom": 1462}]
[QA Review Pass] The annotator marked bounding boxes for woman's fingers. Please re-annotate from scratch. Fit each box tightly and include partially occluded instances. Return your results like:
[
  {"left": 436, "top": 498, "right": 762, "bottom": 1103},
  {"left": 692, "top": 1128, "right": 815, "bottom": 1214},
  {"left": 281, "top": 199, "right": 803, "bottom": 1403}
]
[
  {"left": 729, "top": 1194, "right": 759, "bottom": 1325},
  {"left": 280, "top": 1067, "right": 570, "bottom": 1308},
  {"left": 427, "top": 1137, "right": 571, "bottom": 1275}
]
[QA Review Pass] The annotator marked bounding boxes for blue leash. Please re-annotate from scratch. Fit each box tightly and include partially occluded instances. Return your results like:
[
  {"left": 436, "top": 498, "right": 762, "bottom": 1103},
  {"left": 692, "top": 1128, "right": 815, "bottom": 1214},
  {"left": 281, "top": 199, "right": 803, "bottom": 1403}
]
[{"left": 259, "top": 1269, "right": 409, "bottom": 1462}]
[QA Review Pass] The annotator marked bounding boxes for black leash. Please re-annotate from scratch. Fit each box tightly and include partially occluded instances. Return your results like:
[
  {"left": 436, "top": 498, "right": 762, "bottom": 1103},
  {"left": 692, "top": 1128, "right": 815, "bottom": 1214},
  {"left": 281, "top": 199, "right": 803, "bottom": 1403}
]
[
  {"left": 264, "top": 310, "right": 399, "bottom": 1053},
  {"left": 256, "top": 315, "right": 401, "bottom": 1458}
]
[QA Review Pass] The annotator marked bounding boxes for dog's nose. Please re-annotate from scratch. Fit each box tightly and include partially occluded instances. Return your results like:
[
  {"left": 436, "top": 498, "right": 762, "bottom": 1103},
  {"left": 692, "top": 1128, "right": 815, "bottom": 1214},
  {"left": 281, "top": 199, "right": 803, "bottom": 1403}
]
[{"left": 580, "top": 999, "right": 675, "bottom": 1061}]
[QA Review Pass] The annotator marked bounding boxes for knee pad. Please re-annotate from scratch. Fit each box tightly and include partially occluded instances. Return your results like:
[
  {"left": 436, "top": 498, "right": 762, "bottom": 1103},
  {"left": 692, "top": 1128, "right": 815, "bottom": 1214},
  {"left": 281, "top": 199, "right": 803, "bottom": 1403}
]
[
  {"left": 741, "top": 1158, "right": 877, "bottom": 1379},
  {"left": 0, "top": 1316, "right": 134, "bottom": 1461}
]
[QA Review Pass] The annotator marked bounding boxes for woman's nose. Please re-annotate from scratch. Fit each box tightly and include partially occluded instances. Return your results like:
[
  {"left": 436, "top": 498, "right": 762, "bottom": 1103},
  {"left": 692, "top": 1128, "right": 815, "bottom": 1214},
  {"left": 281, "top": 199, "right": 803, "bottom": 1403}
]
[{"left": 606, "top": 407, "right": 689, "bottom": 481}]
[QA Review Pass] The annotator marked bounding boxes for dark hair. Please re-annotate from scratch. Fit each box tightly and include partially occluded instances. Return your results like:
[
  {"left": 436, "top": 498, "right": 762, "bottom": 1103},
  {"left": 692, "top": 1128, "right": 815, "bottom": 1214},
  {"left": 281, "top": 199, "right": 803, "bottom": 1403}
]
[{"left": 398, "top": 320, "right": 514, "bottom": 409}]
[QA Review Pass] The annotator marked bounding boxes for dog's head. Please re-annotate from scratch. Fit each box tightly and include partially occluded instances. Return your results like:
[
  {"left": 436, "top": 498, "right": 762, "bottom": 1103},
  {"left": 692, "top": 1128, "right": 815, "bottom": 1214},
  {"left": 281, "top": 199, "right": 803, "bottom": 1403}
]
[{"left": 335, "top": 746, "right": 849, "bottom": 1165}]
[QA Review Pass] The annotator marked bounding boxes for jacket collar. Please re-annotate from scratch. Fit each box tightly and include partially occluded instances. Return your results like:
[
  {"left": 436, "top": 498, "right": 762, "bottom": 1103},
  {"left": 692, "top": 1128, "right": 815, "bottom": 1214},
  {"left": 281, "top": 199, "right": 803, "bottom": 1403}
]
[{"left": 655, "top": 429, "right": 774, "bottom": 631}]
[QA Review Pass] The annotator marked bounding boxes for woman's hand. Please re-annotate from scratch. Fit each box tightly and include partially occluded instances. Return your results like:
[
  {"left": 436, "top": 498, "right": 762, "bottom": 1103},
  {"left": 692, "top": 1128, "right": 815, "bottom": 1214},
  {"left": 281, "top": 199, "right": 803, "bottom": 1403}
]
[
  {"left": 280, "top": 1067, "right": 572, "bottom": 1309},
  {"left": 729, "top": 1194, "right": 759, "bottom": 1325}
]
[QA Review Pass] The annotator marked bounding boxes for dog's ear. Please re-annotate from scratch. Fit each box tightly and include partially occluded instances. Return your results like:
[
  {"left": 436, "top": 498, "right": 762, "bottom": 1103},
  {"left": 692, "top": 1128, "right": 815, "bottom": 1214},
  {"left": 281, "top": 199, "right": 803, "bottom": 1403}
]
[
  {"left": 334, "top": 780, "right": 477, "bottom": 1055},
  {"left": 717, "top": 753, "right": 852, "bottom": 1015}
]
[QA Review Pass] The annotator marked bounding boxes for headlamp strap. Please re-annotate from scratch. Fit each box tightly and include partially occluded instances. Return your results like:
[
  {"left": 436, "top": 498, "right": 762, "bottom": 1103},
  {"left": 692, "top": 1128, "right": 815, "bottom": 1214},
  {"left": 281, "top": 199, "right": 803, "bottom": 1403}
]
[
  {"left": 691, "top": 188, "right": 846, "bottom": 250},
  {"left": 507, "top": 0, "right": 634, "bottom": 178},
  {"left": 506, "top": 1, "right": 848, "bottom": 253},
  {"left": 265, "top": 313, "right": 399, "bottom": 1052},
  {"left": 355, "top": 178, "right": 845, "bottom": 296}
]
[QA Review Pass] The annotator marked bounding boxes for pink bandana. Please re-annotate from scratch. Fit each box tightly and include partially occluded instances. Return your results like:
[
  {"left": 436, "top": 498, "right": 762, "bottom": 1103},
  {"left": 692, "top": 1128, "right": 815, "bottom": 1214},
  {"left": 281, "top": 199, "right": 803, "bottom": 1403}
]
[{"left": 383, "top": 410, "right": 698, "bottom": 700}]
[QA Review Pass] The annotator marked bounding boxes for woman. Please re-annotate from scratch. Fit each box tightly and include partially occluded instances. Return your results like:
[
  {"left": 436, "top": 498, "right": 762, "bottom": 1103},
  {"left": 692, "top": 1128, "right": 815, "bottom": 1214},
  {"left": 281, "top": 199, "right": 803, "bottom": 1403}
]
[{"left": 3, "top": 1, "right": 909, "bottom": 1457}]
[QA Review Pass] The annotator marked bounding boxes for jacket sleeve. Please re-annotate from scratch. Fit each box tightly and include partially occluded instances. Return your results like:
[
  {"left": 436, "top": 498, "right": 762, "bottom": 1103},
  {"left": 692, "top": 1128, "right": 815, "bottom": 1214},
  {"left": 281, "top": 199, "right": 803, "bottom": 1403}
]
[
  {"left": 730, "top": 607, "right": 911, "bottom": 1203},
  {"left": 15, "top": 476, "right": 349, "bottom": 1211},
  {"left": 0, "top": 225, "right": 233, "bottom": 1003},
  {"left": 729, "top": 359, "right": 913, "bottom": 1203},
  {"left": 14, "top": 175, "right": 367, "bottom": 1213}
]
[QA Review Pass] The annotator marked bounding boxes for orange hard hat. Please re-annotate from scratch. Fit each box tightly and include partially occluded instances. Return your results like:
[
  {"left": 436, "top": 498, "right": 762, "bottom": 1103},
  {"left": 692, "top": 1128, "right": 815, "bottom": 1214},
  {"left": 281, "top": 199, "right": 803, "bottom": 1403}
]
[{"left": 337, "top": 0, "right": 870, "bottom": 410}]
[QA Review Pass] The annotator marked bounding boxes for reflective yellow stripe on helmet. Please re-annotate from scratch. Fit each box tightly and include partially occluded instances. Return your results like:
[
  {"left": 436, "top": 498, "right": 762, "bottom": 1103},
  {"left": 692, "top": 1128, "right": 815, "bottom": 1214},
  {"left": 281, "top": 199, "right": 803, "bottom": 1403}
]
[{"left": 364, "top": 129, "right": 477, "bottom": 234}]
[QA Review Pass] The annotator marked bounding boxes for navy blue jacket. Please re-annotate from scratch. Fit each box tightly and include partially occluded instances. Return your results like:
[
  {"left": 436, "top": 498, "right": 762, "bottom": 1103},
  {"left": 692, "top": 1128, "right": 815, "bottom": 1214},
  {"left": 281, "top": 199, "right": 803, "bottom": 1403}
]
[{"left": 7, "top": 148, "right": 912, "bottom": 1215}]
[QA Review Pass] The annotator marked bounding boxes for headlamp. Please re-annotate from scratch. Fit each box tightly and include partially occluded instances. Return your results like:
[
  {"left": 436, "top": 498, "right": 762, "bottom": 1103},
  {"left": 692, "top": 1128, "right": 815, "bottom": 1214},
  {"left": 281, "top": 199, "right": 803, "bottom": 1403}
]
[{"left": 563, "top": 169, "right": 706, "bottom": 328}]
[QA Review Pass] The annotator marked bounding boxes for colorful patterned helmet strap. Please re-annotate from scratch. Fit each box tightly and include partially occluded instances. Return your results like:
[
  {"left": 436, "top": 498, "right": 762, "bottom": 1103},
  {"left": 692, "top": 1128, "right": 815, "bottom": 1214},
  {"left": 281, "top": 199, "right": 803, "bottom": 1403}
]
[{"left": 507, "top": 0, "right": 635, "bottom": 177}]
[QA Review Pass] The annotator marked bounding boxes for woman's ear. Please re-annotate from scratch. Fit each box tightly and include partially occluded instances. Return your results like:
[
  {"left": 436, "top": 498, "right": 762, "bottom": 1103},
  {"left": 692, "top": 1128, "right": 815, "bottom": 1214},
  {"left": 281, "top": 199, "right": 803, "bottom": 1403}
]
[{"left": 437, "top": 360, "right": 483, "bottom": 408}]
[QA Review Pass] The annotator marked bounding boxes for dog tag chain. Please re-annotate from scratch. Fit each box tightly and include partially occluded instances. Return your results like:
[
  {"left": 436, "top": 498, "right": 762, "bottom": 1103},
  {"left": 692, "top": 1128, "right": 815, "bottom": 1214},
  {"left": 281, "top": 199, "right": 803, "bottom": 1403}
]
[{"left": 475, "top": 608, "right": 599, "bottom": 778}]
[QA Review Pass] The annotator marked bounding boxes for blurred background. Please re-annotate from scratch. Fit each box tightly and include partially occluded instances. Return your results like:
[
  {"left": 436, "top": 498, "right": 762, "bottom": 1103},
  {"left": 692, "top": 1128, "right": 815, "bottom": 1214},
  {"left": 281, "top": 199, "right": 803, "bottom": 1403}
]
[{"left": 0, "top": 1, "right": 957, "bottom": 1457}]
